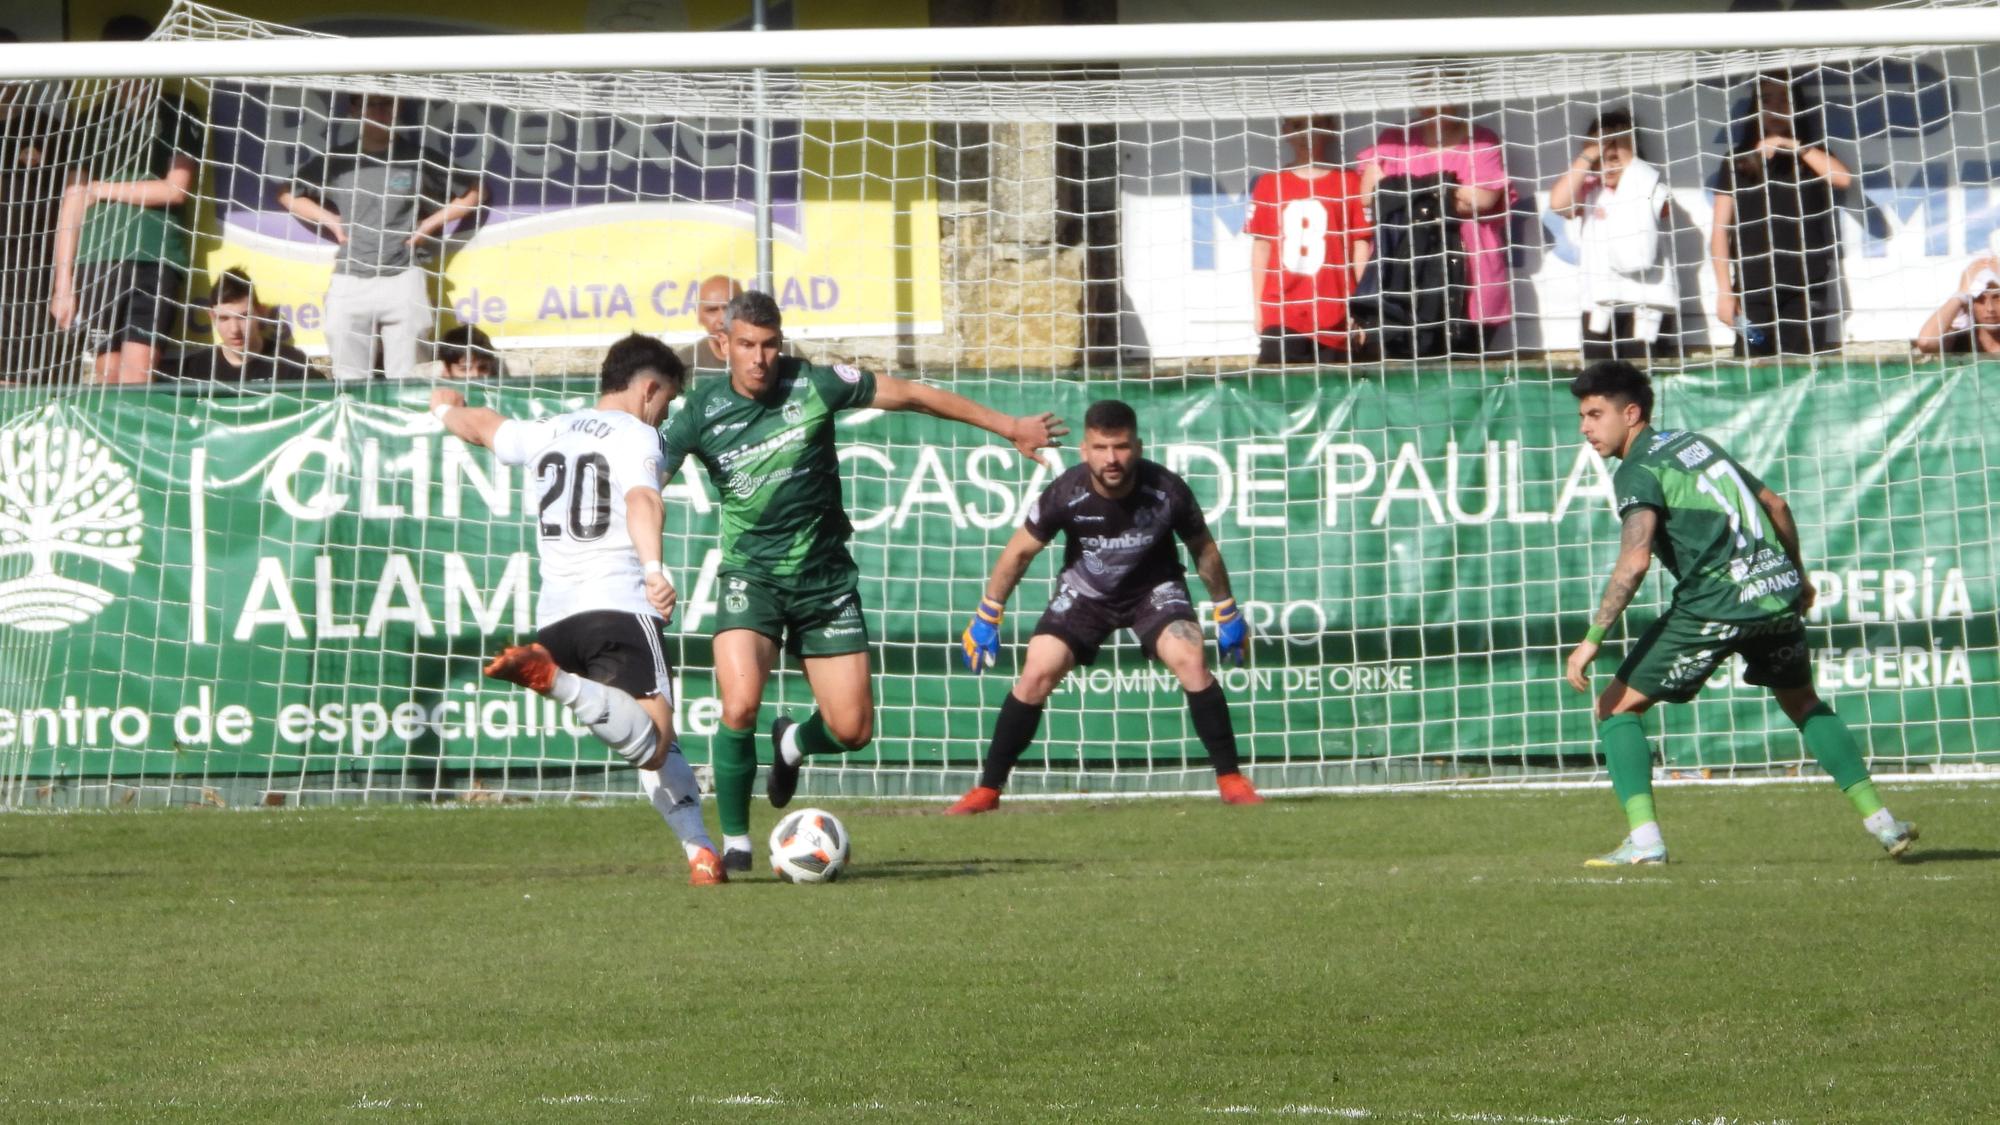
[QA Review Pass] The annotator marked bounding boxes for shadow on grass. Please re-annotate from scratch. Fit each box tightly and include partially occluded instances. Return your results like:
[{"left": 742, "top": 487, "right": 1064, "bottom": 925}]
[
  {"left": 847, "top": 857, "right": 1073, "bottom": 883},
  {"left": 1902, "top": 848, "right": 2000, "bottom": 865}
]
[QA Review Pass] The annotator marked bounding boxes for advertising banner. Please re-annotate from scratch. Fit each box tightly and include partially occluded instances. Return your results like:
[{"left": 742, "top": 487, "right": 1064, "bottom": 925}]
[{"left": 0, "top": 365, "right": 1993, "bottom": 782}]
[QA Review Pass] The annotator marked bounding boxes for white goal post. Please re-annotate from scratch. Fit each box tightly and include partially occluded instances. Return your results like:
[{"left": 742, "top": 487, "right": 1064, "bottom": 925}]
[{"left": 0, "top": 0, "right": 1995, "bottom": 809}]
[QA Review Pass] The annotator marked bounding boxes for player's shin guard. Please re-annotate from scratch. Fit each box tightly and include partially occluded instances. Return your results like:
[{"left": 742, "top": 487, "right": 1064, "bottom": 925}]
[
  {"left": 977, "top": 693, "right": 1046, "bottom": 791},
  {"left": 1598, "top": 712, "right": 1657, "bottom": 832},
  {"left": 561, "top": 675, "right": 657, "bottom": 767},
  {"left": 711, "top": 724, "right": 758, "bottom": 838},
  {"left": 639, "top": 744, "right": 716, "bottom": 859},
  {"left": 1185, "top": 681, "right": 1242, "bottom": 776},
  {"left": 1797, "top": 702, "right": 1882, "bottom": 814}
]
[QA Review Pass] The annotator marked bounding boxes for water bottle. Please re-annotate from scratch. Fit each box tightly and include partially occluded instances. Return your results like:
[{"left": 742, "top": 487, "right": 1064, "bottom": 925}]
[{"left": 1737, "top": 315, "right": 1766, "bottom": 350}]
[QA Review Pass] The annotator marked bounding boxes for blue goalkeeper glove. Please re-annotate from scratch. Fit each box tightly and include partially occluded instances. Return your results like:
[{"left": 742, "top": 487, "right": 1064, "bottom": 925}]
[
  {"left": 961, "top": 597, "right": 1004, "bottom": 672},
  {"left": 1214, "top": 597, "right": 1248, "bottom": 667}
]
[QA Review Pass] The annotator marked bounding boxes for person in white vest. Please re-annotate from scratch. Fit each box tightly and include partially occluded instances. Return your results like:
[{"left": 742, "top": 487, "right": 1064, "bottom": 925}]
[{"left": 1549, "top": 110, "right": 1678, "bottom": 361}]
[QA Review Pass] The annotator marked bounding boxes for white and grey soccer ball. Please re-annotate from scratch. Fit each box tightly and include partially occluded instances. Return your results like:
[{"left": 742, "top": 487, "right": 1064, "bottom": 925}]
[{"left": 768, "top": 808, "right": 851, "bottom": 883}]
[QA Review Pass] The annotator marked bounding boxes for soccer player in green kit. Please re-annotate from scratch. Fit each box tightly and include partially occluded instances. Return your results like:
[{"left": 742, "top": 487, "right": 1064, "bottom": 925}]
[
  {"left": 661, "top": 291, "right": 1067, "bottom": 873},
  {"left": 1564, "top": 361, "right": 1918, "bottom": 866}
]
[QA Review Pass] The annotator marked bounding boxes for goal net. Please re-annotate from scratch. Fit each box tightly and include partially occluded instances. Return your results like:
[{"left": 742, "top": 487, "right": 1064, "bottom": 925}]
[{"left": 1, "top": 0, "right": 1995, "bottom": 808}]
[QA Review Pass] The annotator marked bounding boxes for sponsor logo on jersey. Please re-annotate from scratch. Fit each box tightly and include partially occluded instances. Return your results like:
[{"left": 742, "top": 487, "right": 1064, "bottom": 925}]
[
  {"left": 1066, "top": 490, "right": 1091, "bottom": 507},
  {"left": 1081, "top": 531, "right": 1153, "bottom": 551},
  {"left": 1150, "top": 582, "right": 1188, "bottom": 608},
  {"left": 713, "top": 425, "right": 806, "bottom": 470},
  {"left": 0, "top": 417, "right": 143, "bottom": 634},
  {"left": 704, "top": 396, "right": 730, "bottom": 418},
  {"left": 834, "top": 363, "right": 863, "bottom": 384},
  {"left": 1073, "top": 515, "right": 1105, "bottom": 523}
]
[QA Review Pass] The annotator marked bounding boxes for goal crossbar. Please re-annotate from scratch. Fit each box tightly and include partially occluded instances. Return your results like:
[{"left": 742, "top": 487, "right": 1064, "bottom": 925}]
[{"left": 2, "top": 7, "right": 1998, "bottom": 81}]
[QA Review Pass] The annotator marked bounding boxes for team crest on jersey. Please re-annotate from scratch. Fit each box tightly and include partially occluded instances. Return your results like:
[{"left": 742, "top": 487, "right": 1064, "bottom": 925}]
[
  {"left": 833, "top": 363, "right": 862, "bottom": 384},
  {"left": 782, "top": 401, "right": 804, "bottom": 425}
]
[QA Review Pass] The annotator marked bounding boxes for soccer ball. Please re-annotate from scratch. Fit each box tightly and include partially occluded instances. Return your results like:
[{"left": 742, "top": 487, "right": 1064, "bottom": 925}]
[{"left": 768, "top": 808, "right": 851, "bottom": 883}]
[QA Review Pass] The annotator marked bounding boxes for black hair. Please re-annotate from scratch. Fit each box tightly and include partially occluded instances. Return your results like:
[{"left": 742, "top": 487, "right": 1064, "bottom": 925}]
[
  {"left": 1570, "top": 360, "right": 1654, "bottom": 423},
  {"left": 1083, "top": 399, "right": 1140, "bottom": 438},
  {"left": 438, "top": 323, "right": 496, "bottom": 370},
  {"left": 101, "top": 15, "right": 154, "bottom": 41},
  {"left": 1586, "top": 108, "right": 1645, "bottom": 162},
  {"left": 722, "top": 290, "right": 783, "bottom": 333},
  {"left": 599, "top": 333, "right": 683, "bottom": 394},
  {"left": 208, "top": 267, "right": 256, "bottom": 307}
]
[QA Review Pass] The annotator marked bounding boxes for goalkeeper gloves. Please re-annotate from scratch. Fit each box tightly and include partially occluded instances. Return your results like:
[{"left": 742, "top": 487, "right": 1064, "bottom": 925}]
[
  {"left": 962, "top": 596, "right": 1004, "bottom": 672},
  {"left": 1214, "top": 597, "right": 1248, "bottom": 667}
]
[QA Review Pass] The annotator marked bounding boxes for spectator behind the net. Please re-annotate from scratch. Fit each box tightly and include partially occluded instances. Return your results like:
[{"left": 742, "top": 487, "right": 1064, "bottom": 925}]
[
  {"left": 47, "top": 17, "right": 204, "bottom": 385},
  {"left": 437, "top": 322, "right": 498, "bottom": 379},
  {"left": 276, "top": 91, "right": 483, "bottom": 381},
  {"left": 1710, "top": 73, "right": 1852, "bottom": 357},
  {"left": 0, "top": 30, "right": 60, "bottom": 383},
  {"left": 1548, "top": 109, "right": 1679, "bottom": 361},
  {"left": 1358, "top": 100, "right": 1516, "bottom": 355},
  {"left": 160, "top": 267, "right": 311, "bottom": 382},
  {"left": 677, "top": 274, "right": 740, "bottom": 374},
  {"left": 1913, "top": 255, "right": 2000, "bottom": 357},
  {"left": 1244, "top": 113, "right": 1372, "bottom": 366}
]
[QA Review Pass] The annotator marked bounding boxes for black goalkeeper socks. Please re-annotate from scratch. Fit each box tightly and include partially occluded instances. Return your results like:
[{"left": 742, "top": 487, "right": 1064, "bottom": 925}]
[
  {"left": 1186, "top": 681, "right": 1242, "bottom": 776},
  {"left": 978, "top": 693, "right": 1046, "bottom": 791}
]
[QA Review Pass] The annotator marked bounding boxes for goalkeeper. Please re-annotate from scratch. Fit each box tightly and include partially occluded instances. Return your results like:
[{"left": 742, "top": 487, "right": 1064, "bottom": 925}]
[
  {"left": 947, "top": 399, "right": 1262, "bottom": 814},
  {"left": 1565, "top": 360, "right": 1917, "bottom": 865},
  {"left": 659, "top": 290, "right": 1065, "bottom": 872}
]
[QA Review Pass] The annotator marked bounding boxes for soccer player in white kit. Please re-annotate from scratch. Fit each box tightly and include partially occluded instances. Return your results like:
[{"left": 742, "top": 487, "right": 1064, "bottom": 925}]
[{"left": 431, "top": 334, "right": 726, "bottom": 885}]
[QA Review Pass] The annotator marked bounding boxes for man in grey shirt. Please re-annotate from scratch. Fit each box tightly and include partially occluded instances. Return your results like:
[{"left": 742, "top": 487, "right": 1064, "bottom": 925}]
[{"left": 277, "top": 92, "right": 482, "bottom": 380}]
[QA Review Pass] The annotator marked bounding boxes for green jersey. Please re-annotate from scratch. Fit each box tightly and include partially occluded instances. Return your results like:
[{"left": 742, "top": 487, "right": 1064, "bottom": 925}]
[
  {"left": 1612, "top": 426, "right": 1804, "bottom": 621},
  {"left": 76, "top": 96, "right": 205, "bottom": 268},
  {"left": 660, "top": 357, "right": 878, "bottom": 577}
]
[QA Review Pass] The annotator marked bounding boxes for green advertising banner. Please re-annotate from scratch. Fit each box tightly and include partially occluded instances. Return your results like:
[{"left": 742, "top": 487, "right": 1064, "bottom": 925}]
[{"left": 1, "top": 363, "right": 1995, "bottom": 797}]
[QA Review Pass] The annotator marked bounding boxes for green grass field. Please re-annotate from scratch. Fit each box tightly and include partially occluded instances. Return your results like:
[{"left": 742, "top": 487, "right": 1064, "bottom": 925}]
[{"left": 5, "top": 785, "right": 2000, "bottom": 1123}]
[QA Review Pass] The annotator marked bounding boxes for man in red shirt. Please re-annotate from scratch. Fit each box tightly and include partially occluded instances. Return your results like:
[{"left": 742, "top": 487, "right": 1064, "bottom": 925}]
[{"left": 1245, "top": 114, "right": 1373, "bottom": 366}]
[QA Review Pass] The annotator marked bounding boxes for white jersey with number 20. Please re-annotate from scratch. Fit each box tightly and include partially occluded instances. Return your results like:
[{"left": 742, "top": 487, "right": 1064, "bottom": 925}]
[{"left": 492, "top": 409, "right": 664, "bottom": 627}]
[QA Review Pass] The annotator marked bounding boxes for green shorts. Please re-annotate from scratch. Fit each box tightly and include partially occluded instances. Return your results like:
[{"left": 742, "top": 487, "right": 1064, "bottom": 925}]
[
  {"left": 714, "top": 564, "right": 870, "bottom": 658},
  {"left": 1616, "top": 606, "right": 1811, "bottom": 704}
]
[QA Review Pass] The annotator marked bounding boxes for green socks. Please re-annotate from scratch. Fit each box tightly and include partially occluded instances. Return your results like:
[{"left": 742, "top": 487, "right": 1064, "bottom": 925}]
[
  {"left": 711, "top": 724, "right": 758, "bottom": 837},
  {"left": 1798, "top": 702, "right": 1883, "bottom": 815},
  {"left": 795, "top": 711, "right": 850, "bottom": 757},
  {"left": 1593, "top": 702, "right": 1887, "bottom": 841},
  {"left": 1599, "top": 712, "right": 1657, "bottom": 832}
]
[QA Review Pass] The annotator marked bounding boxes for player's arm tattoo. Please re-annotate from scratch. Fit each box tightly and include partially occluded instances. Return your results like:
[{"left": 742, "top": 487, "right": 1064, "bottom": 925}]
[
  {"left": 1759, "top": 487, "right": 1807, "bottom": 571},
  {"left": 1162, "top": 619, "right": 1205, "bottom": 648},
  {"left": 1593, "top": 508, "right": 1658, "bottom": 631},
  {"left": 1189, "top": 534, "right": 1235, "bottom": 604}
]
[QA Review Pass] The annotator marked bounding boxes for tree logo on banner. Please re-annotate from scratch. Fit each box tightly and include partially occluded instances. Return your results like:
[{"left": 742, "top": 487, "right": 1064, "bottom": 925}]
[{"left": 0, "top": 413, "right": 144, "bottom": 633}]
